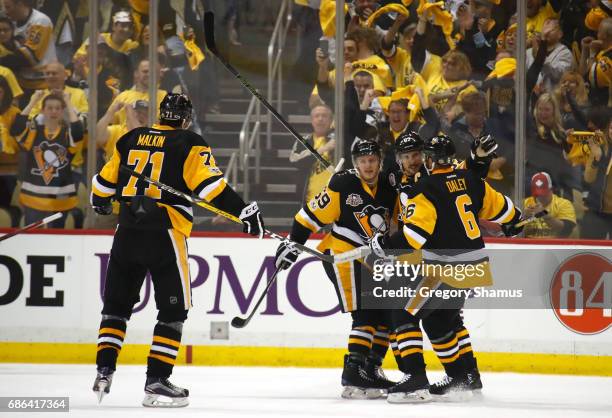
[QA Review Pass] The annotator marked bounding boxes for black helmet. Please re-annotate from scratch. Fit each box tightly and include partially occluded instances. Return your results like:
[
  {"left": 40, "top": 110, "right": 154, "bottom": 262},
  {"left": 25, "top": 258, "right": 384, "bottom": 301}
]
[
  {"left": 159, "top": 93, "right": 193, "bottom": 127},
  {"left": 423, "top": 134, "right": 456, "bottom": 166},
  {"left": 351, "top": 138, "right": 382, "bottom": 159},
  {"left": 395, "top": 131, "right": 423, "bottom": 154}
]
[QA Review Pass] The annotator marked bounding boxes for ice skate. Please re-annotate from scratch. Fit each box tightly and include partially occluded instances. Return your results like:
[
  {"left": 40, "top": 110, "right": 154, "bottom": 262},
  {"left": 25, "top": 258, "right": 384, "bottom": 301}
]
[
  {"left": 341, "top": 354, "right": 385, "bottom": 399},
  {"left": 429, "top": 374, "right": 473, "bottom": 402},
  {"left": 92, "top": 367, "right": 114, "bottom": 404},
  {"left": 387, "top": 373, "right": 431, "bottom": 403},
  {"left": 364, "top": 356, "right": 396, "bottom": 392},
  {"left": 142, "top": 377, "right": 189, "bottom": 408}
]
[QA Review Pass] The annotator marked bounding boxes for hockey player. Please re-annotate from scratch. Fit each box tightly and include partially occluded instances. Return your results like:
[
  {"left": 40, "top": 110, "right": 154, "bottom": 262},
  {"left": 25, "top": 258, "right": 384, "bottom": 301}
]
[
  {"left": 275, "top": 139, "right": 399, "bottom": 399},
  {"left": 90, "top": 93, "right": 265, "bottom": 407},
  {"left": 370, "top": 134, "right": 523, "bottom": 401},
  {"left": 381, "top": 131, "right": 496, "bottom": 402}
]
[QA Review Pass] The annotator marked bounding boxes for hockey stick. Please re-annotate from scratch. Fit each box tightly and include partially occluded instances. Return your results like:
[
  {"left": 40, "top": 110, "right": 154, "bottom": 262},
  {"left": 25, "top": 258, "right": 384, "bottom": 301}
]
[
  {"left": 203, "top": 11, "right": 337, "bottom": 172},
  {"left": 335, "top": 210, "right": 552, "bottom": 263},
  {"left": 119, "top": 165, "right": 334, "bottom": 263},
  {"left": 0, "top": 212, "right": 62, "bottom": 243},
  {"left": 231, "top": 264, "right": 283, "bottom": 328}
]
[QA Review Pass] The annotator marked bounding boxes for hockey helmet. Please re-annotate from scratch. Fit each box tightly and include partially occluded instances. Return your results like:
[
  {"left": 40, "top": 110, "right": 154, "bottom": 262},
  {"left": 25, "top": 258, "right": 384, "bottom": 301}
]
[
  {"left": 159, "top": 93, "right": 193, "bottom": 127},
  {"left": 423, "top": 134, "right": 456, "bottom": 166},
  {"left": 351, "top": 138, "right": 382, "bottom": 159},
  {"left": 395, "top": 131, "right": 423, "bottom": 154}
]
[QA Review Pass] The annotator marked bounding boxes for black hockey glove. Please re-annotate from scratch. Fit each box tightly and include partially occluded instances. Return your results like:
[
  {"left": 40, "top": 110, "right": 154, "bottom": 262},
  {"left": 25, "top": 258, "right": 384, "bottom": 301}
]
[
  {"left": 275, "top": 239, "right": 301, "bottom": 270},
  {"left": 369, "top": 231, "right": 388, "bottom": 258},
  {"left": 471, "top": 134, "right": 498, "bottom": 161},
  {"left": 501, "top": 208, "right": 525, "bottom": 237},
  {"left": 239, "top": 201, "right": 265, "bottom": 238},
  {"left": 93, "top": 203, "right": 113, "bottom": 216}
]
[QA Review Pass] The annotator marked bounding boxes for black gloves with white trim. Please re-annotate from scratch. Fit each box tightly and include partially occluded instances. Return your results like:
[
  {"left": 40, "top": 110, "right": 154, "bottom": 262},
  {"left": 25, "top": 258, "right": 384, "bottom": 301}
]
[{"left": 239, "top": 201, "right": 265, "bottom": 238}]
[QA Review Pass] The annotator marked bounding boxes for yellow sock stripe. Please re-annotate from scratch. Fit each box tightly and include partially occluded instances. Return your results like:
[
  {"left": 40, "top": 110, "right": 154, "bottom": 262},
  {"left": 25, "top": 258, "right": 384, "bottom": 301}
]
[
  {"left": 348, "top": 338, "right": 373, "bottom": 348},
  {"left": 458, "top": 346, "right": 473, "bottom": 356},
  {"left": 372, "top": 338, "right": 389, "bottom": 346},
  {"left": 152, "top": 336, "right": 180, "bottom": 348},
  {"left": 432, "top": 336, "right": 458, "bottom": 350},
  {"left": 438, "top": 352, "right": 460, "bottom": 364},
  {"left": 400, "top": 348, "right": 424, "bottom": 357},
  {"left": 99, "top": 328, "right": 125, "bottom": 339},
  {"left": 392, "top": 350, "right": 401, "bottom": 356},
  {"left": 97, "top": 344, "right": 120, "bottom": 352},
  {"left": 148, "top": 353, "right": 176, "bottom": 365},
  {"left": 397, "top": 331, "right": 423, "bottom": 340},
  {"left": 355, "top": 326, "right": 376, "bottom": 334},
  {"left": 456, "top": 329, "right": 469, "bottom": 339}
]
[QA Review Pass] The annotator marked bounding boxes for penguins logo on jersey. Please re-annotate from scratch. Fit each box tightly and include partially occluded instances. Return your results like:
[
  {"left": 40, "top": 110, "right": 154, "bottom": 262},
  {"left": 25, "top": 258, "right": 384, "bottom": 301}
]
[
  {"left": 31, "top": 141, "right": 69, "bottom": 185},
  {"left": 354, "top": 204, "right": 389, "bottom": 239}
]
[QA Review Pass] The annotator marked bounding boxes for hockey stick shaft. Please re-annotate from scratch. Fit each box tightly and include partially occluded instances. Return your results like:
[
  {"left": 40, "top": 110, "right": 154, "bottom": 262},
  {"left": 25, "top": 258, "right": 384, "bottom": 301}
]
[
  {"left": 231, "top": 265, "right": 283, "bottom": 328},
  {"left": 0, "top": 212, "right": 62, "bottom": 243},
  {"left": 119, "top": 165, "right": 334, "bottom": 263},
  {"left": 203, "top": 11, "right": 333, "bottom": 171}
]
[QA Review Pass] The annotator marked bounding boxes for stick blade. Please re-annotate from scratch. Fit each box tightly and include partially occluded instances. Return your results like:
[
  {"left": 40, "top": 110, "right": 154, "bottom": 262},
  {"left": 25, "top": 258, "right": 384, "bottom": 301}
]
[
  {"left": 231, "top": 317, "right": 248, "bottom": 328},
  {"left": 203, "top": 11, "right": 217, "bottom": 53}
]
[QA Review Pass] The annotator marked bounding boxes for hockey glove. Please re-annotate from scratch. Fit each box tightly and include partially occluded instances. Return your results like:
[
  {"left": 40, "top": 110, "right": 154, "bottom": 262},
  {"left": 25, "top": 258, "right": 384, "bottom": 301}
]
[
  {"left": 501, "top": 208, "right": 525, "bottom": 237},
  {"left": 471, "top": 134, "right": 498, "bottom": 160},
  {"left": 239, "top": 201, "right": 265, "bottom": 238},
  {"left": 275, "top": 239, "right": 301, "bottom": 270},
  {"left": 93, "top": 203, "right": 113, "bottom": 216},
  {"left": 369, "top": 231, "right": 388, "bottom": 258}
]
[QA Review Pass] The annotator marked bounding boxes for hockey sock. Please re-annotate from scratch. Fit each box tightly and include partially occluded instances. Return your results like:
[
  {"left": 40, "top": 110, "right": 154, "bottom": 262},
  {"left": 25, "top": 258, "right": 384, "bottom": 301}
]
[
  {"left": 370, "top": 325, "right": 390, "bottom": 362},
  {"left": 456, "top": 325, "right": 477, "bottom": 369},
  {"left": 96, "top": 315, "right": 127, "bottom": 371},
  {"left": 389, "top": 332, "right": 402, "bottom": 368},
  {"left": 394, "top": 323, "right": 426, "bottom": 375},
  {"left": 348, "top": 325, "right": 375, "bottom": 357},
  {"left": 147, "top": 321, "right": 183, "bottom": 378},
  {"left": 430, "top": 330, "right": 463, "bottom": 377}
]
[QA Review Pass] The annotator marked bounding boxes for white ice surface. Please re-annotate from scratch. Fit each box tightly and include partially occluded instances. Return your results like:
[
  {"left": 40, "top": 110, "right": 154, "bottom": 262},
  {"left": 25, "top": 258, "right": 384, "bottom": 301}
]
[{"left": 1, "top": 364, "right": 611, "bottom": 418}]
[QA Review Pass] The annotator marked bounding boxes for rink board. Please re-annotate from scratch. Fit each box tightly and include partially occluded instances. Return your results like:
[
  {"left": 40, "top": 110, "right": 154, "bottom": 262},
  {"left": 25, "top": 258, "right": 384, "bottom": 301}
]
[{"left": 0, "top": 231, "right": 611, "bottom": 375}]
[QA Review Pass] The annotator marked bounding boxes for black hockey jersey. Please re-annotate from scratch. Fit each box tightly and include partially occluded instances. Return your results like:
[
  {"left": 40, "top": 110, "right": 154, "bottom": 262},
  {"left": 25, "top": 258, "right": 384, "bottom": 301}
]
[
  {"left": 401, "top": 165, "right": 518, "bottom": 251},
  {"left": 92, "top": 124, "right": 230, "bottom": 237},
  {"left": 295, "top": 169, "right": 399, "bottom": 254}
]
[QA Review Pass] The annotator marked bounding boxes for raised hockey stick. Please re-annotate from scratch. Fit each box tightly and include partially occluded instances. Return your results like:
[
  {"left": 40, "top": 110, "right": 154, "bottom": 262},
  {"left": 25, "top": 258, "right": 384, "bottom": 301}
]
[
  {"left": 119, "top": 165, "right": 334, "bottom": 263},
  {"left": 231, "top": 265, "right": 283, "bottom": 328},
  {"left": 0, "top": 212, "right": 62, "bottom": 243},
  {"left": 203, "top": 11, "right": 338, "bottom": 172}
]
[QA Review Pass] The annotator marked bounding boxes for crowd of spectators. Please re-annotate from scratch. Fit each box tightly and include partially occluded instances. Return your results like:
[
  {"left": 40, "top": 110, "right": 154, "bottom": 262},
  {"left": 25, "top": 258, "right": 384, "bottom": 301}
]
[
  {"left": 0, "top": 0, "right": 219, "bottom": 229},
  {"left": 288, "top": 0, "right": 612, "bottom": 239}
]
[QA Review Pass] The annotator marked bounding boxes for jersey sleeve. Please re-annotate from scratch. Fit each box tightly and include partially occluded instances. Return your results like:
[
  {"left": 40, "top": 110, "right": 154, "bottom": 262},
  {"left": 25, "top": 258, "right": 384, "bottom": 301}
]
[
  {"left": 183, "top": 143, "right": 227, "bottom": 202},
  {"left": 478, "top": 181, "right": 518, "bottom": 224},
  {"left": 20, "top": 20, "right": 54, "bottom": 64},
  {"left": 295, "top": 184, "right": 341, "bottom": 232},
  {"left": 401, "top": 192, "right": 438, "bottom": 249},
  {"left": 91, "top": 146, "right": 121, "bottom": 207}
]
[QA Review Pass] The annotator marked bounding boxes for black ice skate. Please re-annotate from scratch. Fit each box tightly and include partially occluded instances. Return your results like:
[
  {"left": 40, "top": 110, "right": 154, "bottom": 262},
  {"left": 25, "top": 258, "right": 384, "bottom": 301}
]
[
  {"left": 341, "top": 354, "right": 385, "bottom": 399},
  {"left": 429, "top": 374, "right": 472, "bottom": 401},
  {"left": 364, "top": 356, "right": 396, "bottom": 392},
  {"left": 92, "top": 367, "right": 114, "bottom": 404},
  {"left": 387, "top": 373, "right": 431, "bottom": 403},
  {"left": 142, "top": 377, "right": 189, "bottom": 408}
]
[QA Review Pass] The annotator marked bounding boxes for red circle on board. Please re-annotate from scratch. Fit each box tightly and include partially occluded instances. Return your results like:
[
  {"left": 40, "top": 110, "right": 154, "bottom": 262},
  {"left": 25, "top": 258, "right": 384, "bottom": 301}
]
[{"left": 550, "top": 253, "right": 612, "bottom": 335}]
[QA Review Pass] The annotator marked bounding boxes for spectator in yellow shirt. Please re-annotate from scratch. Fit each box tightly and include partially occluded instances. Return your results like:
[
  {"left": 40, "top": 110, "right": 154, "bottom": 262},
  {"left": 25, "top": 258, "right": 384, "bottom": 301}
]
[
  {"left": 0, "top": 74, "right": 22, "bottom": 226},
  {"left": 107, "top": 58, "right": 166, "bottom": 128},
  {"left": 73, "top": 10, "right": 139, "bottom": 59},
  {"left": 523, "top": 171, "right": 577, "bottom": 238}
]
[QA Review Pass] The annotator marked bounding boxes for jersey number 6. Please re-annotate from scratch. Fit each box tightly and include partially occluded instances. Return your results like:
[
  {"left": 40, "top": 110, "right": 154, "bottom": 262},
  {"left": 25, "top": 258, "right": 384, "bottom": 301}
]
[{"left": 122, "top": 149, "right": 165, "bottom": 199}]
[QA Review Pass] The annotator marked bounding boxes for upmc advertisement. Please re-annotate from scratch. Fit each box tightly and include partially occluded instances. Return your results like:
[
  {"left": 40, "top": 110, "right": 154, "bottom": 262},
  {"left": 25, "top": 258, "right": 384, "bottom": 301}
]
[{"left": 0, "top": 232, "right": 610, "bottom": 357}]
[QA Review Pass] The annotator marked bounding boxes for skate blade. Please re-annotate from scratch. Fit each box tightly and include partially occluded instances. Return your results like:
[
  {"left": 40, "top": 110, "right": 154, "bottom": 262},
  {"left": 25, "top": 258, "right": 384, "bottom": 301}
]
[
  {"left": 341, "top": 386, "right": 385, "bottom": 400},
  {"left": 93, "top": 382, "right": 109, "bottom": 404},
  {"left": 95, "top": 390, "right": 106, "bottom": 404},
  {"left": 387, "top": 389, "right": 432, "bottom": 404},
  {"left": 432, "top": 389, "right": 473, "bottom": 402},
  {"left": 142, "top": 394, "right": 189, "bottom": 408}
]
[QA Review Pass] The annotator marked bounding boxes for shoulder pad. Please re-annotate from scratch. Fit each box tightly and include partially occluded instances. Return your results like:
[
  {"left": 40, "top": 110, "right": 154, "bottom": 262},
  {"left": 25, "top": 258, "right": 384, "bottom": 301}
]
[
  {"left": 187, "top": 131, "right": 210, "bottom": 148},
  {"left": 328, "top": 169, "right": 358, "bottom": 191}
]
